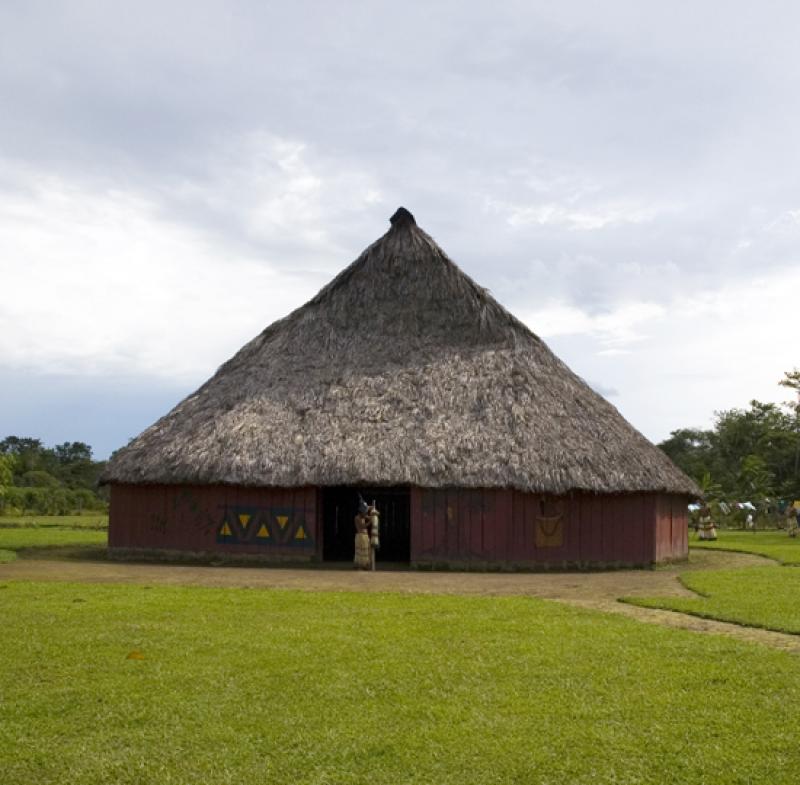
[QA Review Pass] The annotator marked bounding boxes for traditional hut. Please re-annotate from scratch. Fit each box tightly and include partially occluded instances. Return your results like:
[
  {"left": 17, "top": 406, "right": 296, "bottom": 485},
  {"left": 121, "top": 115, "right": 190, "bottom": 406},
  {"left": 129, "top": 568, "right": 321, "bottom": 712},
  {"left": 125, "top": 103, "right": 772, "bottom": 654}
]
[{"left": 103, "top": 207, "right": 698, "bottom": 568}]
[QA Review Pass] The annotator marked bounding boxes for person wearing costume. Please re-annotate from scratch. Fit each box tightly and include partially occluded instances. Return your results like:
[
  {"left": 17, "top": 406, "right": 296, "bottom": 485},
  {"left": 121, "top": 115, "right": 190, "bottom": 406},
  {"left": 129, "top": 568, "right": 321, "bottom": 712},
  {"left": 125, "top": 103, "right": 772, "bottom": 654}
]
[
  {"left": 697, "top": 503, "right": 717, "bottom": 541},
  {"left": 786, "top": 505, "right": 799, "bottom": 538},
  {"left": 354, "top": 496, "right": 372, "bottom": 569},
  {"left": 367, "top": 503, "right": 380, "bottom": 571}
]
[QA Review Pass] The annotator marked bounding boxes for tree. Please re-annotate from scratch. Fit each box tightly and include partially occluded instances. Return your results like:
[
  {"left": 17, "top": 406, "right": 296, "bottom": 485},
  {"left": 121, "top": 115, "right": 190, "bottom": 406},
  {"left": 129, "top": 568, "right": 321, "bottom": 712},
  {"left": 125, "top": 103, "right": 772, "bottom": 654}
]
[
  {"left": 0, "top": 436, "right": 47, "bottom": 480},
  {"left": 779, "top": 368, "right": 800, "bottom": 494},
  {"left": 0, "top": 454, "right": 13, "bottom": 513},
  {"left": 659, "top": 370, "right": 800, "bottom": 500},
  {"left": 658, "top": 428, "right": 715, "bottom": 483},
  {"left": 738, "top": 454, "right": 774, "bottom": 499},
  {"left": 0, "top": 435, "right": 108, "bottom": 514},
  {"left": 53, "top": 442, "right": 92, "bottom": 464}
]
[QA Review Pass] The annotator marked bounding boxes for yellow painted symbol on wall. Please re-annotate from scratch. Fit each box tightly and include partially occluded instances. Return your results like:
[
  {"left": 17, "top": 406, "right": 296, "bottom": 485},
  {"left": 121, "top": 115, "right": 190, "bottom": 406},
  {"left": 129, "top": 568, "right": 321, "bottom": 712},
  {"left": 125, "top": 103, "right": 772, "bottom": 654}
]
[
  {"left": 295, "top": 525, "right": 307, "bottom": 540},
  {"left": 238, "top": 514, "right": 251, "bottom": 528},
  {"left": 276, "top": 515, "right": 289, "bottom": 529},
  {"left": 256, "top": 524, "right": 270, "bottom": 539},
  {"left": 219, "top": 522, "right": 232, "bottom": 536},
  {"left": 535, "top": 516, "right": 563, "bottom": 548}
]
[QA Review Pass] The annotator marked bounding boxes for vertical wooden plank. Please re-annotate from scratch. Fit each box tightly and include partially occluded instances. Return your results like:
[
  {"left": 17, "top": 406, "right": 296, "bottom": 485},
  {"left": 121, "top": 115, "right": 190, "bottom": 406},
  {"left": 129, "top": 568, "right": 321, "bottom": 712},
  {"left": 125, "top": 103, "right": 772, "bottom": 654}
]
[
  {"left": 507, "top": 490, "right": 517, "bottom": 563},
  {"left": 409, "top": 486, "right": 420, "bottom": 562},
  {"left": 123, "top": 484, "right": 135, "bottom": 547},
  {"left": 489, "top": 489, "right": 507, "bottom": 563},
  {"left": 131, "top": 484, "right": 143, "bottom": 548},
  {"left": 581, "top": 494, "right": 594, "bottom": 563},
  {"left": 632, "top": 495, "right": 645, "bottom": 565},
  {"left": 642, "top": 493, "right": 656, "bottom": 564},
  {"left": 467, "top": 488, "right": 478, "bottom": 562},
  {"left": 409, "top": 486, "right": 419, "bottom": 561},
  {"left": 591, "top": 495, "right": 603, "bottom": 563},
  {"left": 568, "top": 493, "right": 578, "bottom": 562},
  {"left": 444, "top": 488, "right": 461, "bottom": 561},
  {"left": 656, "top": 495, "right": 667, "bottom": 562},
  {"left": 522, "top": 492, "right": 536, "bottom": 561},
  {"left": 307, "top": 487, "right": 319, "bottom": 560},
  {"left": 420, "top": 488, "right": 436, "bottom": 562},
  {"left": 445, "top": 488, "right": 454, "bottom": 561}
]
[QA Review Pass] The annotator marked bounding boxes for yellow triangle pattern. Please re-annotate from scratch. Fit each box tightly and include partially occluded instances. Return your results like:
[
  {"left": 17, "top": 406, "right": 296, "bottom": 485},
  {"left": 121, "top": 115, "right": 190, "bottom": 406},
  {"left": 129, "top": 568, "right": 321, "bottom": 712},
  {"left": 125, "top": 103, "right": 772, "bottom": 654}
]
[
  {"left": 219, "top": 522, "right": 232, "bottom": 536},
  {"left": 238, "top": 514, "right": 251, "bottom": 528},
  {"left": 276, "top": 515, "right": 289, "bottom": 529},
  {"left": 295, "top": 525, "right": 307, "bottom": 540},
  {"left": 257, "top": 524, "right": 270, "bottom": 539}
]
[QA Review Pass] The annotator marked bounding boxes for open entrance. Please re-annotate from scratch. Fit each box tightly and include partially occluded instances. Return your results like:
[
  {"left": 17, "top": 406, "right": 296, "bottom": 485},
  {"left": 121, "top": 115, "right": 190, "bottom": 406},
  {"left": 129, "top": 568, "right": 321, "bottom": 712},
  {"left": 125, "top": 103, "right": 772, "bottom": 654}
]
[{"left": 322, "top": 486, "right": 411, "bottom": 564}]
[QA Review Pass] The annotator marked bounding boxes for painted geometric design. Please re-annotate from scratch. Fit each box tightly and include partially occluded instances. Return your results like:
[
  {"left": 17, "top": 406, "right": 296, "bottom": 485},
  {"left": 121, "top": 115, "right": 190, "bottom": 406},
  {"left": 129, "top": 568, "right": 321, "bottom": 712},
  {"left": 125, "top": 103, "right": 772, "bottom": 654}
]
[
  {"left": 217, "top": 520, "right": 236, "bottom": 543},
  {"left": 216, "top": 505, "right": 314, "bottom": 548}
]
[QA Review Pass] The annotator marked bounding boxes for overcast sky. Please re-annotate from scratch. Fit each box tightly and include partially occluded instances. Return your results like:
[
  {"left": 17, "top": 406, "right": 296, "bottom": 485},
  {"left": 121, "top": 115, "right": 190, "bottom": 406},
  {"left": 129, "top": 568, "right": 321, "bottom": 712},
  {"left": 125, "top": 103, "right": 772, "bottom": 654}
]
[{"left": 1, "top": 1, "right": 798, "bottom": 458}]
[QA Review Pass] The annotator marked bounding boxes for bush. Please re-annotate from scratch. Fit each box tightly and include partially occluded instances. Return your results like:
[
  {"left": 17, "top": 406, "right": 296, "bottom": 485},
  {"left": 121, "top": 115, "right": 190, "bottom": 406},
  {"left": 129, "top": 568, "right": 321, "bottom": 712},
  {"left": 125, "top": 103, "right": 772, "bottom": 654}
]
[
  {"left": 19, "top": 470, "right": 61, "bottom": 488},
  {"left": 0, "top": 486, "right": 108, "bottom": 516}
]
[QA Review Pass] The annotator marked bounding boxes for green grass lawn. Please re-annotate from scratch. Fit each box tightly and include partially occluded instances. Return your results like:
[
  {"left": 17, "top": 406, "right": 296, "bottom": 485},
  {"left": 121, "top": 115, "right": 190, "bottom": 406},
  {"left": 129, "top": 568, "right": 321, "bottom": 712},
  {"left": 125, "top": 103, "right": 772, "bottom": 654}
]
[
  {"left": 0, "top": 527, "right": 107, "bottom": 563},
  {"left": 691, "top": 530, "right": 800, "bottom": 564},
  {"left": 626, "top": 566, "right": 800, "bottom": 635},
  {"left": 0, "top": 514, "right": 108, "bottom": 530},
  {"left": 1, "top": 582, "right": 799, "bottom": 784}
]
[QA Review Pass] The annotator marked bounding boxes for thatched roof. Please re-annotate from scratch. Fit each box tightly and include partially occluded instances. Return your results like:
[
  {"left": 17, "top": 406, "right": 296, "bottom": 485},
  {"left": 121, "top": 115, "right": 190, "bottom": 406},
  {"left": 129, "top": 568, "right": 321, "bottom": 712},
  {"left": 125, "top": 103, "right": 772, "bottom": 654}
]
[{"left": 103, "top": 207, "right": 699, "bottom": 496}]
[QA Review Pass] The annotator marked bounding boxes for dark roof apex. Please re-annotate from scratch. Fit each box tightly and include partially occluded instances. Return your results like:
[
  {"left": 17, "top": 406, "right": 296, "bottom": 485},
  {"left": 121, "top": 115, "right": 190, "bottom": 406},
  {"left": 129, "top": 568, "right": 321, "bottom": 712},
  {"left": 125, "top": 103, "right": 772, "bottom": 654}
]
[{"left": 389, "top": 206, "right": 416, "bottom": 229}]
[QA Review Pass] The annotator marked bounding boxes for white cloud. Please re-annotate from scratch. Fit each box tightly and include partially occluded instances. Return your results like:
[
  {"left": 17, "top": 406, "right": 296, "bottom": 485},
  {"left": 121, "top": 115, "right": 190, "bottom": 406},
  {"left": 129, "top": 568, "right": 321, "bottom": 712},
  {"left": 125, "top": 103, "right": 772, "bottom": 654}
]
[
  {"left": 0, "top": 142, "right": 383, "bottom": 380},
  {"left": 531, "top": 266, "right": 800, "bottom": 442},
  {"left": 524, "top": 300, "right": 665, "bottom": 348},
  {"left": 505, "top": 200, "right": 659, "bottom": 231},
  {"left": 164, "top": 131, "right": 385, "bottom": 260}
]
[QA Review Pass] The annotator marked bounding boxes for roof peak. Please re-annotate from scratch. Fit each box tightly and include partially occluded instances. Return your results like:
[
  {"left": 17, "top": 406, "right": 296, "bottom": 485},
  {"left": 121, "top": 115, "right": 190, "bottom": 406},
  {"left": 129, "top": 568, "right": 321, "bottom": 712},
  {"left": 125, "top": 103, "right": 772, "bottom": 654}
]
[{"left": 389, "top": 206, "right": 416, "bottom": 229}]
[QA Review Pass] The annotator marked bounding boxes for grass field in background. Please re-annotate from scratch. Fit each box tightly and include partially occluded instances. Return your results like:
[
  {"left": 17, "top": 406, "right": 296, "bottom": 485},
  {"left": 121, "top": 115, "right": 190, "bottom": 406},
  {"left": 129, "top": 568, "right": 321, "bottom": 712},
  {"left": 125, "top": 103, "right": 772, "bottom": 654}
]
[
  {"left": 0, "top": 514, "right": 108, "bottom": 530},
  {"left": 1, "top": 581, "right": 800, "bottom": 785},
  {"left": 627, "top": 566, "right": 800, "bottom": 634},
  {"left": 691, "top": 530, "right": 800, "bottom": 564},
  {"left": 0, "top": 527, "right": 107, "bottom": 563}
]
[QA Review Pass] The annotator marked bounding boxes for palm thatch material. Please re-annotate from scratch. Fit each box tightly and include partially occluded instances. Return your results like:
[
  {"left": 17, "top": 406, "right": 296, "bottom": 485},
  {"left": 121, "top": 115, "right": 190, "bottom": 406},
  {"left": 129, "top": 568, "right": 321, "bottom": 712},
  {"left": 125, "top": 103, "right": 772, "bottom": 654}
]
[{"left": 103, "top": 207, "right": 699, "bottom": 496}]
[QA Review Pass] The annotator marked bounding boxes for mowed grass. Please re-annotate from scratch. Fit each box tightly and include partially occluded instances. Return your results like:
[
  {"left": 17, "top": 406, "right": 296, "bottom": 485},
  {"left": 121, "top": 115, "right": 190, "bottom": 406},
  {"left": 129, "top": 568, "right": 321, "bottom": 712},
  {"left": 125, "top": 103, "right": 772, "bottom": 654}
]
[
  {"left": 0, "top": 527, "right": 107, "bottom": 563},
  {"left": 691, "top": 530, "right": 800, "bottom": 564},
  {"left": 2, "top": 583, "right": 800, "bottom": 784},
  {"left": 627, "top": 566, "right": 800, "bottom": 635},
  {"left": 0, "top": 514, "right": 108, "bottom": 530}
]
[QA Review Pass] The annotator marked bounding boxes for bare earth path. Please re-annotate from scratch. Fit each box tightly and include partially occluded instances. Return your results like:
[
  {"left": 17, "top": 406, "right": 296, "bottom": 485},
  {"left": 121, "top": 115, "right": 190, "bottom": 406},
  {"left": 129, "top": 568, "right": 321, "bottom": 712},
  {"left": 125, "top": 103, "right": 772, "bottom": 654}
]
[{"left": 2, "top": 548, "right": 798, "bottom": 652}]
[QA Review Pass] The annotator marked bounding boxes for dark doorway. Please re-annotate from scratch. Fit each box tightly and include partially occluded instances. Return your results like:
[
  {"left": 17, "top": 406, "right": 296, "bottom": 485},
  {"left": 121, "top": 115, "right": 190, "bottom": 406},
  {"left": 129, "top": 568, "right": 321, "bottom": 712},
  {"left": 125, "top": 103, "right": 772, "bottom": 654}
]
[{"left": 322, "top": 486, "right": 410, "bottom": 563}]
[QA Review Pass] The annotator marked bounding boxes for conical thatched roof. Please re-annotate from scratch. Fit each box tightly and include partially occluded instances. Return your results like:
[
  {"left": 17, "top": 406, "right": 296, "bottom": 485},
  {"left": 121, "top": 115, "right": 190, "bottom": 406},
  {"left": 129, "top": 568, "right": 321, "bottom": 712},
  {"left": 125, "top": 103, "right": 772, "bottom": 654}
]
[{"left": 103, "top": 207, "right": 699, "bottom": 496}]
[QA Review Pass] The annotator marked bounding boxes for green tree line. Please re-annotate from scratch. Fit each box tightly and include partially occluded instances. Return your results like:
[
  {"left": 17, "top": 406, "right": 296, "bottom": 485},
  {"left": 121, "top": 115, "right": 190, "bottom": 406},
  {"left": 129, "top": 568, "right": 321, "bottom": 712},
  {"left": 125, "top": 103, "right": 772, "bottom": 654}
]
[
  {"left": 659, "top": 369, "right": 800, "bottom": 502},
  {"left": 0, "top": 436, "right": 108, "bottom": 515}
]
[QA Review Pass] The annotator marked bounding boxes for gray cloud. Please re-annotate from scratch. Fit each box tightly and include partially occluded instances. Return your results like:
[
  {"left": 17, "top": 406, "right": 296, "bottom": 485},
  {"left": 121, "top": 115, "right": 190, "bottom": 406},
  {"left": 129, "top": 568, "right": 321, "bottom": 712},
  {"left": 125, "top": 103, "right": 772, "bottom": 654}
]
[{"left": 1, "top": 1, "right": 798, "bottom": 450}]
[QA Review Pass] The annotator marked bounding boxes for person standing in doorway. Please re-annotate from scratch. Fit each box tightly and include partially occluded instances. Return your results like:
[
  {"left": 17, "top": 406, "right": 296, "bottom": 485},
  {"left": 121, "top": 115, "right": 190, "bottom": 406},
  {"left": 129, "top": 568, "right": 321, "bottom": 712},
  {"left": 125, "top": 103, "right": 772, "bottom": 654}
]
[
  {"left": 354, "top": 496, "right": 372, "bottom": 569},
  {"left": 367, "top": 501, "right": 380, "bottom": 571}
]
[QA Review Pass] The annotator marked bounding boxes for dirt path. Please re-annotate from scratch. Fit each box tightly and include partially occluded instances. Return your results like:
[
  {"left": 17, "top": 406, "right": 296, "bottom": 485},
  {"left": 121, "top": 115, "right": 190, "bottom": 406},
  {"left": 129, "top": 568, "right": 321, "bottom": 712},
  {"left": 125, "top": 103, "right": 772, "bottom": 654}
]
[
  {"left": 564, "top": 600, "right": 800, "bottom": 653},
  {"left": 0, "top": 548, "right": 767, "bottom": 599},
  {"left": 3, "top": 548, "right": 796, "bottom": 652}
]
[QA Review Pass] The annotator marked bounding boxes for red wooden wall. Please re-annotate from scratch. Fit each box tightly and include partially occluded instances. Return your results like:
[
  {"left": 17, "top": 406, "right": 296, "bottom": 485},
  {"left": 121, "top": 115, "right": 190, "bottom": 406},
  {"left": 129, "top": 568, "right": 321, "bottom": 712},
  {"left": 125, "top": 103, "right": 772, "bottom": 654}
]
[
  {"left": 653, "top": 494, "right": 689, "bottom": 563},
  {"left": 109, "top": 484, "right": 319, "bottom": 560},
  {"left": 110, "top": 483, "right": 689, "bottom": 567},
  {"left": 410, "top": 488, "right": 689, "bottom": 567}
]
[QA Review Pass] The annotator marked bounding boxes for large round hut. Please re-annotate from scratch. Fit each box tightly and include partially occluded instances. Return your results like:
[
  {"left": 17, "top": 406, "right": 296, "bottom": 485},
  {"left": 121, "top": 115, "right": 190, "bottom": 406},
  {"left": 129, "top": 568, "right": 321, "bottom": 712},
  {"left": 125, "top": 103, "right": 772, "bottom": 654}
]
[{"left": 103, "top": 208, "right": 698, "bottom": 568}]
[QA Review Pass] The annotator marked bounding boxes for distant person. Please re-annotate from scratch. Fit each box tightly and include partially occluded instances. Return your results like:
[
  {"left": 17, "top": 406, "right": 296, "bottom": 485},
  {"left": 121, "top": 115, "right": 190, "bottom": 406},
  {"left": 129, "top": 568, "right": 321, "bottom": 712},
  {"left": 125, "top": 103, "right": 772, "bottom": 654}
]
[
  {"left": 746, "top": 512, "right": 754, "bottom": 529},
  {"left": 697, "top": 503, "right": 717, "bottom": 541},
  {"left": 367, "top": 502, "right": 380, "bottom": 571},
  {"left": 787, "top": 505, "right": 799, "bottom": 538},
  {"left": 354, "top": 496, "right": 372, "bottom": 569}
]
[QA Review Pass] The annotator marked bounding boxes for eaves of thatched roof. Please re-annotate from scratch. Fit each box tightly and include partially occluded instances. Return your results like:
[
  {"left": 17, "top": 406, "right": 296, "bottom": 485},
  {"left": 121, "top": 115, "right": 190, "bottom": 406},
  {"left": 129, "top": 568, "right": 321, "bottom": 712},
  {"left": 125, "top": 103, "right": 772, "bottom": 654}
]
[{"left": 103, "top": 207, "right": 700, "bottom": 496}]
